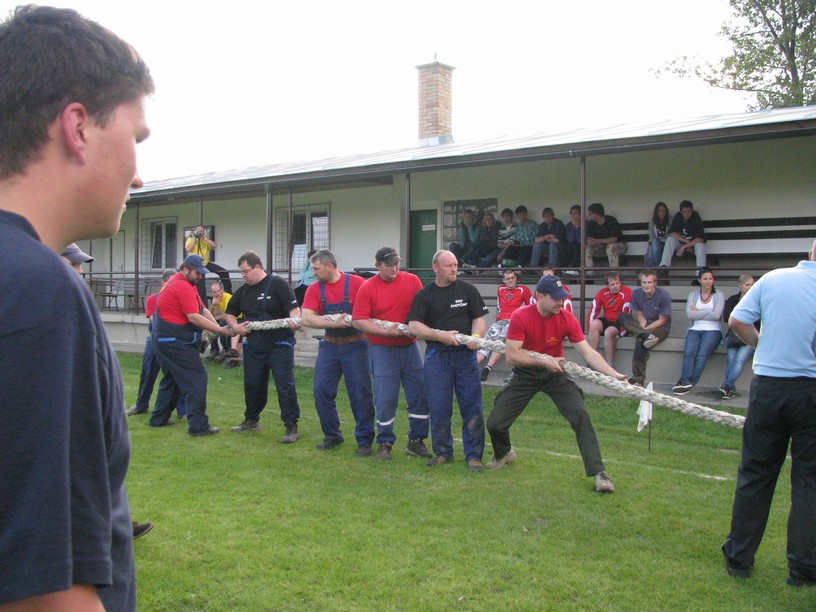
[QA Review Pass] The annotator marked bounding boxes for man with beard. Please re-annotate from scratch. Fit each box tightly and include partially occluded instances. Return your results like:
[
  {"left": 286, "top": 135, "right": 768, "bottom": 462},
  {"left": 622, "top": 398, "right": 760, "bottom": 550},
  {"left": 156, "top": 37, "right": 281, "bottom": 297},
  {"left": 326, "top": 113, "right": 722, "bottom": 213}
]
[{"left": 149, "top": 254, "right": 234, "bottom": 436}]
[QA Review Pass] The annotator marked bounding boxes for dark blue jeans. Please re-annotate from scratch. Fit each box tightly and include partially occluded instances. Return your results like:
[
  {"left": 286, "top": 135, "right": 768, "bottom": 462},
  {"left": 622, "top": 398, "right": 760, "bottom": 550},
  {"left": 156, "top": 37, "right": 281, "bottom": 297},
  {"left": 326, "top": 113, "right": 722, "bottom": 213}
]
[
  {"left": 723, "top": 376, "right": 816, "bottom": 581},
  {"left": 679, "top": 329, "right": 722, "bottom": 386},
  {"left": 423, "top": 346, "right": 484, "bottom": 462},
  {"left": 243, "top": 341, "right": 300, "bottom": 424},
  {"left": 135, "top": 336, "right": 160, "bottom": 411},
  {"left": 151, "top": 338, "right": 210, "bottom": 433},
  {"left": 313, "top": 338, "right": 375, "bottom": 445},
  {"left": 369, "top": 343, "right": 430, "bottom": 444}
]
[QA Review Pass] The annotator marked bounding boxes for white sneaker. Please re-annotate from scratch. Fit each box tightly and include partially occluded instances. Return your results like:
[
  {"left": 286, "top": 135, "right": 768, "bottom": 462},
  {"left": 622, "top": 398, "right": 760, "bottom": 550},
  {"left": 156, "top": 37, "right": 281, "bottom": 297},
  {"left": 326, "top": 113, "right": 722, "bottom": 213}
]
[
  {"left": 485, "top": 449, "right": 517, "bottom": 470},
  {"left": 641, "top": 334, "right": 660, "bottom": 350},
  {"left": 594, "top": 471, "right": 615, "bottom": 493}
]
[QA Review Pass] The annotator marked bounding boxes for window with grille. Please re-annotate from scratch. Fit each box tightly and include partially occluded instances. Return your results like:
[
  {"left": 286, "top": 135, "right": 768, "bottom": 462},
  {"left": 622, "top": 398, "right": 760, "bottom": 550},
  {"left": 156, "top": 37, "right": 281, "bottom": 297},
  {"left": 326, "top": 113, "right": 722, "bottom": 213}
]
[
  {"left": 274, "top": 204, "right": 330, "bottom": 272},
  {"left": 141, "top": 218, "right": 178, "bottom": 270}
]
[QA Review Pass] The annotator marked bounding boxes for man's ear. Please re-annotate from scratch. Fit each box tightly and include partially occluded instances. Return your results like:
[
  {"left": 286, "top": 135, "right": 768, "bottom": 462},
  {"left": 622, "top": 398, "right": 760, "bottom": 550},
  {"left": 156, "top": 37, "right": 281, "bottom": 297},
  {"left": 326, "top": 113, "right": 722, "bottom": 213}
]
[{"left": 60, "top": 102, "right": 90, "bottom": 164}]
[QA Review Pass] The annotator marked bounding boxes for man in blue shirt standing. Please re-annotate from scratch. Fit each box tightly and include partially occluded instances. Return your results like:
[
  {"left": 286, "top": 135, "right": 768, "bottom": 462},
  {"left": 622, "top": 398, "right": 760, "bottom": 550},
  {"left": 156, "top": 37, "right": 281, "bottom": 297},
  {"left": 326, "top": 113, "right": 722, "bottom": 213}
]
[{"left": 721, "top": 240, "right": 816, "bottom": 587}]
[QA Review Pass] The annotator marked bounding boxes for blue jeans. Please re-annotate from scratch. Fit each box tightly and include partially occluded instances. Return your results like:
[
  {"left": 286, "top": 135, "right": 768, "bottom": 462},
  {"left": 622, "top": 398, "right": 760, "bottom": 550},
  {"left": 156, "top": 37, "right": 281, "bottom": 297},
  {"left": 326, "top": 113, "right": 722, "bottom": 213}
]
[
  {"left": 645, "top": 237, "right": 665, "bottom": 268},
  {"left": 134, "top": 336, "right": 160, "bottom": 411},
  {"left": 243, "top": 341, "right": 300, "bottom": 424},
  {"left": 423, "top": 346, "right": 484, "bottom": 462},
  {"left": 313, "top": 338, "right": 375, "bottom": 445},
  {"left": 722, "top": 344, "right": 755, "bottom": 391},
  {"left": 530, "top": 241, "right": 559, "bottom": 268},
  {"left": 679, "top": 329, "right": 722, "bottom": 386},
  {"left": 369, "top": 343, "right": 430, "bottom": 444}
]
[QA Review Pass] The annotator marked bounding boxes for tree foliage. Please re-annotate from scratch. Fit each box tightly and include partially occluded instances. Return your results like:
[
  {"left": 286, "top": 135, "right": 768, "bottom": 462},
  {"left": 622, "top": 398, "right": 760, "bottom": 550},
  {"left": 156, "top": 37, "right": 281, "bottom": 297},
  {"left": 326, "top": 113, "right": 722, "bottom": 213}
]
[{"left": 667, "top": 0, "right": 816, "bottom": 109}]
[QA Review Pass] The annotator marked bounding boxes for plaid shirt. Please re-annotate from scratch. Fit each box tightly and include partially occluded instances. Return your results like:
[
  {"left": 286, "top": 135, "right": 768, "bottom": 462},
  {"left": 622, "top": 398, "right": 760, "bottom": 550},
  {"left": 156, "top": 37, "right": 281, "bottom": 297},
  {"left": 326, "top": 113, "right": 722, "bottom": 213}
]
[{"left": 514, "top": 220, "right": 539, "bottom": 246}]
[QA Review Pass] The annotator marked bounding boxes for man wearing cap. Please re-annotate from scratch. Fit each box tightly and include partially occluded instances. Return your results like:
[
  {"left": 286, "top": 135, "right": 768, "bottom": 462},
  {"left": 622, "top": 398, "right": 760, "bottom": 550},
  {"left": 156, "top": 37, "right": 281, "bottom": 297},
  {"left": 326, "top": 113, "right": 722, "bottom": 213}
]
[
  {"left": 352, "top": 247, "right": 432, "bottom": 461},
  {"left": 224, "top": 251, "right": 301, "bottom": 443},
  {"left": 149, "top": 254, "right": 235, "bottom": 436},
  {"left": 407, "top": 250, "right": 489, "bottom": 472},
  {"left": 302, "top": 249, "right": 376, "bottom": 455},
  {"left": 486, "top": 275, "right": 625, "bottom": 493},
  {"left": 60, "top": 243, "right": 94, "bottom": 273}
]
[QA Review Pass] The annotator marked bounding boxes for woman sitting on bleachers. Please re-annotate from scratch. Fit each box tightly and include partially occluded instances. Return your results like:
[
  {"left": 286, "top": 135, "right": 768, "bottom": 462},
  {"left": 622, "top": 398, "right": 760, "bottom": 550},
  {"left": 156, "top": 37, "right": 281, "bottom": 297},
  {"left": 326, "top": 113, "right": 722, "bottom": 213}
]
[{"left": 672, "top": 267, "right": 724, "bottom": 395}]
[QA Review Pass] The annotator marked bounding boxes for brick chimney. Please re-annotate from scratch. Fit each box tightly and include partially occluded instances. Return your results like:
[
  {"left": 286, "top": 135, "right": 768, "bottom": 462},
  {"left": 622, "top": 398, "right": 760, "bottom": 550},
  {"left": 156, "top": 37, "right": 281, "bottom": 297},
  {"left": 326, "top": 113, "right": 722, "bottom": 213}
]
[{"left": 416, "top": 58, "right": 455, "bottom": 146}]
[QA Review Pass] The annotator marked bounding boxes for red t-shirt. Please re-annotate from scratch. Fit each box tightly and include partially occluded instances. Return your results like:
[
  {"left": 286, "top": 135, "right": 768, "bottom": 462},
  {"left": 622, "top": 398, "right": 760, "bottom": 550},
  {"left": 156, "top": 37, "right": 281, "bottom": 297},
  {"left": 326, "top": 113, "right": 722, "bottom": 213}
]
[
  {"left": 155, "top": 274, "right": 203, "bottom": 325},
  {"left": 145, "top": 293, "right": 158, "bottom": 319},
  {"left": 302, "top": 272, "right": 365, "bottom": 315},
  {"left": 587, "top": 285, "right": 633, "bottom": 325},
  {"left": 352, "top": 272, "right": 424, "bottom": 346},
  {"left": 506, "top": 303, "right": 585, "bottom": 358},
  {"left": 496, "top": 284, "right": 533, "bottom": 321}
]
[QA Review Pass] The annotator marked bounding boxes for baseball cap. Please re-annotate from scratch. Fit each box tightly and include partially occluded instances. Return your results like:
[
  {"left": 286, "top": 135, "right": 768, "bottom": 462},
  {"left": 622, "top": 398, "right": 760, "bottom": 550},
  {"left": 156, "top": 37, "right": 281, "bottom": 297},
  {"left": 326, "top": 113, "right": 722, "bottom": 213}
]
[
  {"left": 536, "top": 275, "right": 569, "bottom": 300},
  {"left": 375, "top": 246, "right": 402, "bottom": 265},
  {"left": 183, "top": 254, "right": 208, "bottom": 275},
  {"left": 61, "top": 243, "right": 94, "bottom": 264}
]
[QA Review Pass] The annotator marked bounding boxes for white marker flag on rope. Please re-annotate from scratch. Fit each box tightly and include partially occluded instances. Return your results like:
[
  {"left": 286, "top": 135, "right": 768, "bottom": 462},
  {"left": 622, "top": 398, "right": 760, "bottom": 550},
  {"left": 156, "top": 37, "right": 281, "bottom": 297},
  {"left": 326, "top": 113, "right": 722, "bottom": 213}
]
[{"left": 637, "top": 382, "right": 654, "bottom": 432}]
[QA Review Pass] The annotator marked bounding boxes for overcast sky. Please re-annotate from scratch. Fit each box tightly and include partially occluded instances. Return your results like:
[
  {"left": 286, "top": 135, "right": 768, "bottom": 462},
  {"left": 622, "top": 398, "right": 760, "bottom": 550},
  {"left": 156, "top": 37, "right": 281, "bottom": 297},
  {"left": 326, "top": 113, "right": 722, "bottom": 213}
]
[{"left": 3, "top": 1, "right": 750, "bottom": 182}]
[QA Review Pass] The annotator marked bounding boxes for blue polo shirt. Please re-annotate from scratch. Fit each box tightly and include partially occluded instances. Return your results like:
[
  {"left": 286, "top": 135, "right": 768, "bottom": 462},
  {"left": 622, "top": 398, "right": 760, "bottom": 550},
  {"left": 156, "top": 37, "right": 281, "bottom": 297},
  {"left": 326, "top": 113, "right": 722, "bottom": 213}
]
[{"left": 731, "top": 260, "right": 816, "bottom": 378}]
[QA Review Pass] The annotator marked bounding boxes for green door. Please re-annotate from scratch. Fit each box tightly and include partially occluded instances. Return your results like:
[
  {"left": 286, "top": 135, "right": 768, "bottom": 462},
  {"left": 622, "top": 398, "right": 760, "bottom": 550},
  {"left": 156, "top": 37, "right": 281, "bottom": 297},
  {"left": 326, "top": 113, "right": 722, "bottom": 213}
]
[{"left": 409, "top": 209, "right": 438, "bottom": 282}]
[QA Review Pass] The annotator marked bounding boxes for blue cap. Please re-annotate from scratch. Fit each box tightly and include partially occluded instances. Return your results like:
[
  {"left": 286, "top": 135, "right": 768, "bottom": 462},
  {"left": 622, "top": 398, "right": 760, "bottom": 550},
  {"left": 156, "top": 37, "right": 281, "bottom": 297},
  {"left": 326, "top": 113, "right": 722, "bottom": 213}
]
[
  {"left": 183, "top": 254, "right": 208, "bottom": 275},
  {"left": 536, "top": 275, "right": 569, "bottom": 300}
]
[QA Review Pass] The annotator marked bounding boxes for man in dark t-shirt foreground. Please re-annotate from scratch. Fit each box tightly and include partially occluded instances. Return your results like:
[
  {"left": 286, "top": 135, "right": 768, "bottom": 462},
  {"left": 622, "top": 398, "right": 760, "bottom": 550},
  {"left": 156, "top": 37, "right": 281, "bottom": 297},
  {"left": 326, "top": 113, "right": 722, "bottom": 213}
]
[{"left": 0, "top": 6, "right": 154, "bottom": 609}]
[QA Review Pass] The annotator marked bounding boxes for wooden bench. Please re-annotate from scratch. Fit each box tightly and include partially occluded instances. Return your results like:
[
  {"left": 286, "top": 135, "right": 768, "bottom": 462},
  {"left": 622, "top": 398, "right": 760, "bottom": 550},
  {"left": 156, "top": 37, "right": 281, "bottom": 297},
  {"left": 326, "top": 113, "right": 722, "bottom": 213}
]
[{"left": 620, "top": 215, "right": 816, "bottom": 274}]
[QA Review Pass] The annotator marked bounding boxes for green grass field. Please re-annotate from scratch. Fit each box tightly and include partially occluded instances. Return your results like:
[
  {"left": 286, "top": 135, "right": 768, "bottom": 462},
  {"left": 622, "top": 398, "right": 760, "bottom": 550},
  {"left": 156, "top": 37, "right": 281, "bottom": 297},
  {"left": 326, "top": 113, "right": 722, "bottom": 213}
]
[{"left": 119, "top": 353, "right": 814, "bottom": 611}]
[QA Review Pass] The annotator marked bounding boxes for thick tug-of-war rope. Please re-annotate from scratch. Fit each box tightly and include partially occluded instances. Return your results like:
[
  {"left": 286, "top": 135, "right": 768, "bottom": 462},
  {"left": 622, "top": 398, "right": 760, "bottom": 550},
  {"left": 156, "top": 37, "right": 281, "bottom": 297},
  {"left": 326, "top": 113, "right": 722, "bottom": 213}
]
[{"left": 244, "top": 315, "right": 746, "bottom": 429}]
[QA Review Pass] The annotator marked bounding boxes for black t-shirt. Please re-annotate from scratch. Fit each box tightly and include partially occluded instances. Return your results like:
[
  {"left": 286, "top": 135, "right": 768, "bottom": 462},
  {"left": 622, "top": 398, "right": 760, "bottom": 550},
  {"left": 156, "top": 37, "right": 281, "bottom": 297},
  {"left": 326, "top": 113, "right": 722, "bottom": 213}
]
[
  {"left": 587, "top": 214, "right": 624, "bottom": 242},
  {"left": 0, "top": 211, "right": 134, "bottom": 609},
  {"left": 407, "top": 280, "right": 488, "bottom": 347},
  {"left": 226, "top": 273, "right": 298, "bottom": 349},
  {"left": 669, "top": 210, "right": 705, "bottom": 241}
]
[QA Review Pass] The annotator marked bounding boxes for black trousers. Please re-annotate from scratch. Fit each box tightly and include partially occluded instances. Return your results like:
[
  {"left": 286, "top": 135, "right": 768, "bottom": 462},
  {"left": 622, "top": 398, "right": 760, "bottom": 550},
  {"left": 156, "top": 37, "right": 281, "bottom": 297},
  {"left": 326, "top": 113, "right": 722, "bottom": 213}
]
[{"left": 722, "top": 375, "right": 816, "bottom": 581}]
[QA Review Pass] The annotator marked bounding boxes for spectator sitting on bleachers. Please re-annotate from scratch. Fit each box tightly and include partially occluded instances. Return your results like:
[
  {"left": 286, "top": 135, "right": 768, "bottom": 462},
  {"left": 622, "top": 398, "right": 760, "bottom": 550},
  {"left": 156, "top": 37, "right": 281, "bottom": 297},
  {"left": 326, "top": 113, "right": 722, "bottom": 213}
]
[
  {"left": 530, "top": 207, "right": 567, "bottom": 269},
  {"left": 719, "top": 273, "right": 758, "bottom": 400},
  {"left": 502, "top": 205, "right": 539, "bottom": 267},
  {"left": 617, "top": 269, "right": 672, "bottom": 386},
  {"left": 587, "top": 271, "right": 632, "bottom": 365},
  {"left": 645, "top": 201, "right": 670, "bottom": 268},
  {"left": 585, "top": 202, "right": 627, "bottom": 269},
  {"left": 660, "top": 200, "right": 706, "bottom": 273},
  {"left": 464, "top": 211, "right": 501, "bottom": 268},
  {"left": 449, "top": 209, "right": 479, "bottom": 265},
  {"left": 563, "top": 205, "right": 583, "bottom": 269},
  {"left": 494, "top": 208, "right": 517, "bottom": 265},
  {"left": 672, "top": 267, "right": 724, "bottom": 395}
]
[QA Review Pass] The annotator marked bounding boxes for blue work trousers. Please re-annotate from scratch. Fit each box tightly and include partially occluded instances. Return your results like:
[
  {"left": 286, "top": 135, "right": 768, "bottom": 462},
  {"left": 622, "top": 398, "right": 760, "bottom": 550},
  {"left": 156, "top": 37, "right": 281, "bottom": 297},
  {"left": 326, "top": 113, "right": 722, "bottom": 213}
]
[
  {"left": 151, "top": 338, "right": 210, "bottom": 433},
  {"left": 243, "top": 341, "right": 300, "bottom": 424},
  {"left": 423, "top": 346, "right": 484, "bottom": 462},
  {"left": 369, "top": 343, "right": 429, "bottom": 444},
  {"left": 135, "top": 336, "right": 160, "bottom": 411},
  {"left": 679, "top": 329, "right": 722, "bottom": 386},
  {"left": 313, "top": 339, "right": 375, "bottom": 445}
]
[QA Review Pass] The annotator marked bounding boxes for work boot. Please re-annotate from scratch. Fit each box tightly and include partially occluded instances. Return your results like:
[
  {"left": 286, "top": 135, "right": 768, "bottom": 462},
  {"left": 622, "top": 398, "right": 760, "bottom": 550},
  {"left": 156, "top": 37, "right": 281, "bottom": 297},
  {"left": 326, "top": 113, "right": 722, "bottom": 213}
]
[
  {"left": 281, "top": 422, "right": 299, "bottom": 444},
  {"left": 375, "top": 442, "right": 393, "bottom": 461},
  {"left": 231, "top": 419, "right": 260, "bottom": 433},
  {"left": 205, "top": 348, "right": 220, "bottom": 361},
  {"left": 405, "top": 438, "right": 432, "bottom": 458},
  {"left": 126, "top": 405, "right": 147, "bottom": 416}
]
